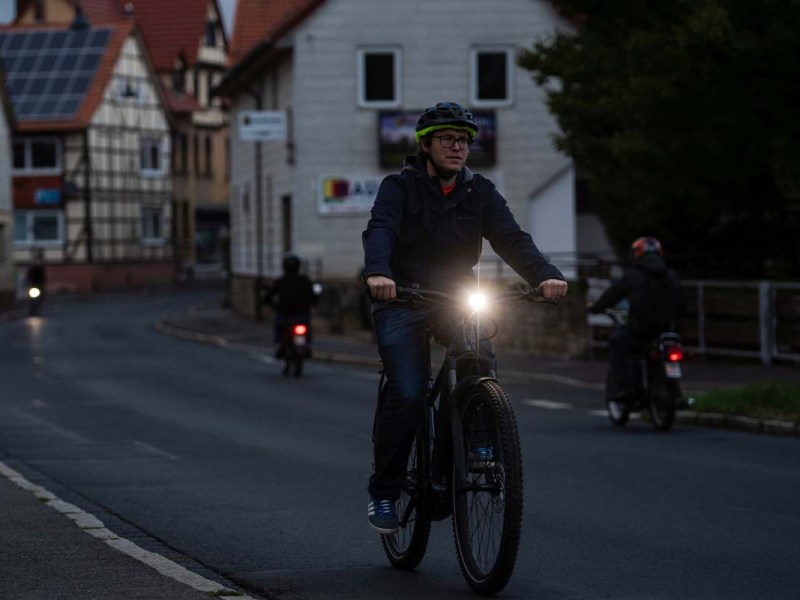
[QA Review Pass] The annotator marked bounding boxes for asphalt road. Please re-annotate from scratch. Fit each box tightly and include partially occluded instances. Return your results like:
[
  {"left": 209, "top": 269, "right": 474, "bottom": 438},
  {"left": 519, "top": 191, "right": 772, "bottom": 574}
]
[{"left": 1, "top": 289, "right": 798, "bottom": 599}]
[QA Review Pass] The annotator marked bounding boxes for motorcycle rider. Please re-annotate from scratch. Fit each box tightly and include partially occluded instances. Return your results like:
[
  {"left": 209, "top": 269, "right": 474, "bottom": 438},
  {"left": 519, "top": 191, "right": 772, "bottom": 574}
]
[
  {"left": 362, "top": 101, "right": 568, "bottom": 534},
  {"left": 262, "top": 254, "right": 318, "bottom": 358},
  {"left": 588, "top": 236, "right": 687, "bottom": 402},
  {"left": 25, "top": 248, "right": 46, "bottom": 315}
]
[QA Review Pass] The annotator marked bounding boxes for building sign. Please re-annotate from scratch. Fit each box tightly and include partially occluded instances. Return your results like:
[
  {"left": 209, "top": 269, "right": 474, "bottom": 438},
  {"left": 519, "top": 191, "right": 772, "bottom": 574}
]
[
  {"left": 319, "top": 175, "right": 381, "bottom": 215},
  {"left": 378, "top": 109, "right": 497, "bottom": 169},
  {"left": 35, "top": 188, "right": 62, "bottom": 205},
  {"left": 238, "top": 111, "right": 287, "bottom": 141}
]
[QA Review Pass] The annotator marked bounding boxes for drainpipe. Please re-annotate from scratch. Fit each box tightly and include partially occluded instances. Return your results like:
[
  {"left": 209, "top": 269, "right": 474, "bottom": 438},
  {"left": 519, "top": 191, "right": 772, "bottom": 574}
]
[{"left": 247, "top": 85, "right": 264, "bottom": 320}]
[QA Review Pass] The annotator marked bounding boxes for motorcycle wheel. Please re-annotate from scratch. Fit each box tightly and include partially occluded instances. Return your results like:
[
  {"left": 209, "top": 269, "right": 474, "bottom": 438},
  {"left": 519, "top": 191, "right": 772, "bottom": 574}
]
[
  {"left": 648, "top": 366, "right": 679, "bottom": 431},
  {"left": 605, "top": 370, "right": 629, "bottom": 426}
]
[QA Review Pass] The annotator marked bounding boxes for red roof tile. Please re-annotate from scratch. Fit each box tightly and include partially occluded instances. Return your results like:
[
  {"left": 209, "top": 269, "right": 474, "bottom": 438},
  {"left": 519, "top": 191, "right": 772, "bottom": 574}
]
[
  {"left": 229, "top": 0, "right": 322, "bottom": 65},
  {"left": 125, "top": 0, "right": 219, "bottom": 71},
  {"left": 15, "top": 0, "right": 126, "bottom": 24}
]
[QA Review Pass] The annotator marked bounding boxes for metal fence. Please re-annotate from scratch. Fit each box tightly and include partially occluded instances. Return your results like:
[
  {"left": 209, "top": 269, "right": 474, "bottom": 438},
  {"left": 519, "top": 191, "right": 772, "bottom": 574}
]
[
  {"left": 475, "top": 256, "right": 800, "bottom": 366},
  {"left": 681, "top": 280, "right": 800, "bottom": 365}
]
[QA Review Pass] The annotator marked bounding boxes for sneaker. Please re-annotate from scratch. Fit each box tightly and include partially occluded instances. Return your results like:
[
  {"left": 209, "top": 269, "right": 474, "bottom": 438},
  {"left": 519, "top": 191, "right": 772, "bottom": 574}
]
[
  {"left": 367, "top": 496, "right": 398, "bottom": 534},
  {"left": 469, "top": 446, "right": 495, "bottom": 471}
]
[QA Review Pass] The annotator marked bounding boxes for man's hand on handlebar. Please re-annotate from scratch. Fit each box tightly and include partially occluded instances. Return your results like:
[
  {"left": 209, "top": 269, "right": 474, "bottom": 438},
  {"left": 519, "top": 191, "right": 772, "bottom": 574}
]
[
  {"left": 366, "top": 275, "right": 397, "bottom": 300},
  {"left": 538, "top": 278, "right": 568, "bottom": 301}
]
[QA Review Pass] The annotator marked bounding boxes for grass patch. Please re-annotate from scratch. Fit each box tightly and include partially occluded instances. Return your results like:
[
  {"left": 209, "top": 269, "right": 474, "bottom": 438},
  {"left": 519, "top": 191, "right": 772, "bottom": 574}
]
[{"left": 691, "top": 383, "right": 800, "bottom": 423}]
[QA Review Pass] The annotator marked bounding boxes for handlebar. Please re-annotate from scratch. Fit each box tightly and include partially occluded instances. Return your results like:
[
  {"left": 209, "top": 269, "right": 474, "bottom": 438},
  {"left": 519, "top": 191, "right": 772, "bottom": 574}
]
[{"left": 395, "top": 282, "right": 558, "bottom": 306}]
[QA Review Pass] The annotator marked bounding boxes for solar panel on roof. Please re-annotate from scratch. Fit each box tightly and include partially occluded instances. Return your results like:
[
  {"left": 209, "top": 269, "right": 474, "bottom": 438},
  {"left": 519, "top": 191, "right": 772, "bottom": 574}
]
[{"left": 0, "top": 27, "right": 113, "bottom": 121}]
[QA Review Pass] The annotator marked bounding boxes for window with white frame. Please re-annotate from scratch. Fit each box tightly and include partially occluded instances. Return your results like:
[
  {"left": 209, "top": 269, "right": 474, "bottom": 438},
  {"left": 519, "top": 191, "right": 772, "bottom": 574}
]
[
  {"left": 140, "top": 136, "right": 164, "bottom": 175},
  {"left": 12, "top": 137, "right": 62, "bottom": 174},
  {"left": 470, "top": 47, "right": 514, "bottom": 107},
  {"left": 141, "top": 207, "right": 164, "bottom": 243},
  {"left": 13, "top": 210, "right": 63, "bottom": 245},
  {"left": 357, "top": 47, "right": 401, "bottom": 107}
]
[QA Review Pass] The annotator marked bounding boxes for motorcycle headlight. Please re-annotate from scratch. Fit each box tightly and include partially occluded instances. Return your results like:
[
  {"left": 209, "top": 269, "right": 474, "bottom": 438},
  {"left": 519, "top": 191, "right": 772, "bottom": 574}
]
[{"left": 28, "top": 287, "right": 41, "bottom": 299}]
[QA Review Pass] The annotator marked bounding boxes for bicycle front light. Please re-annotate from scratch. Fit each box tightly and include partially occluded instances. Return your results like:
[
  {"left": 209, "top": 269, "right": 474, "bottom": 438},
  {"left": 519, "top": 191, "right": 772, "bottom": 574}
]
[{"left": 467, "top": 291, "right": 488, "bottom": 312}]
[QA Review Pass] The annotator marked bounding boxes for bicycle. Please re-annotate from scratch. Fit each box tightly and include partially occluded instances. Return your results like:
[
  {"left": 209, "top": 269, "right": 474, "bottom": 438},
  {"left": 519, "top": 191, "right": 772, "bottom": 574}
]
[{"left": 371, "top": 282, "right": 554, "bottom": 595}]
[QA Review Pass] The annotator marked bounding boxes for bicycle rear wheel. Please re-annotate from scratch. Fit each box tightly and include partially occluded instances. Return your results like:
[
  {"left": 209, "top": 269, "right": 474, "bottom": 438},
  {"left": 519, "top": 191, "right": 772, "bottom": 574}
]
[
  {"left": 452, "top": 380, "right": 523, "bottom": 595},
  {"left": 381, "top": 424, "right": 431, "bottom": 569}
]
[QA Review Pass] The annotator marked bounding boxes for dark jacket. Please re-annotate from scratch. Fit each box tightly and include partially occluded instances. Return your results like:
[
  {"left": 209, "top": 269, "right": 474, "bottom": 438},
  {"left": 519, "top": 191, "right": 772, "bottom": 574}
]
[
  {"left": 590, "top": 254, "right": 687, "bottom": 337},
  {"left": 362, "top": 154, "right": 564, "bottom": 293},
  {"left": 26, "top": 264, "right": 45, "bottom": 288},
  {"left": 263, "top": 274, "right": 317, "bottom": 316}
]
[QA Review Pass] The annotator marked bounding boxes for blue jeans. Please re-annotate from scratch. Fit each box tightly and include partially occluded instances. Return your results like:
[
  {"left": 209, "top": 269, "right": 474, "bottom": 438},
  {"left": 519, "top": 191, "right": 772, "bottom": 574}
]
[{"left": 368, "top": 301, "right": 493, "bottom": 500}]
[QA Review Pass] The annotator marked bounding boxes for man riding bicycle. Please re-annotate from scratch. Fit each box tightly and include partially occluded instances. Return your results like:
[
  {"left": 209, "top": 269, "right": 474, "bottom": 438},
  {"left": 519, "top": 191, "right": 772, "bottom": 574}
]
[{"left": 362, "top": 101, "right": 568, "bottom": 534}]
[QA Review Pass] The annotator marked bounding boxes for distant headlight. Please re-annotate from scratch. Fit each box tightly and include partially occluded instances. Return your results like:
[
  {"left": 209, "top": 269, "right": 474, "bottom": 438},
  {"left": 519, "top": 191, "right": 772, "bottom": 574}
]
[{"left": 28, "top": 287, "right": 41, "bottom": 299}]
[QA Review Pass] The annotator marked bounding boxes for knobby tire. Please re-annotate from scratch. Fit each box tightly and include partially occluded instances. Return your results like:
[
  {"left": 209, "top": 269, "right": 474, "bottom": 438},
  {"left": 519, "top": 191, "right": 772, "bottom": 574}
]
[{"left": 452, "top": 380, "right": 523, "bottom": 595}]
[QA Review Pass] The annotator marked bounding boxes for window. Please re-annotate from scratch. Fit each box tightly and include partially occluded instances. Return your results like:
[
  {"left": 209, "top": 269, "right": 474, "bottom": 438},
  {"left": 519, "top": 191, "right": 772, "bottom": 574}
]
[
  {"left": 12, "top": 137, "right": 61, "bottom": 174},
  {"left": 141, "top": 207, "right": 164, "bottom": 244},
  {"left": 357, "top": 47, "right": 401, "bottom": 107},
  {"left": 205, "top": 21, "right": 217, "bottom": 47},
  {"left": 117, "top": 78, "right": 140, "bottom": 100},
  {"left": 13, "top": 210, "right": 63, "bottom": 245},
  {"left": 140, "top": 137, "right": 164, "bottom": 175},
  {"left": 173, "top": 68, "right": 185, "bottom": 92},
  {"left": 470, "top": 47, "right": 514, "bottom": 107}
]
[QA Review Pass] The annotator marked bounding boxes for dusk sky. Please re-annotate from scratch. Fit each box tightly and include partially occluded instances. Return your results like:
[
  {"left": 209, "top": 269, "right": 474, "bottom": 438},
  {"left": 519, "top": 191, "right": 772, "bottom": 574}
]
[{"left": 0, "top": 1, "right": 237, "bottom": 33}]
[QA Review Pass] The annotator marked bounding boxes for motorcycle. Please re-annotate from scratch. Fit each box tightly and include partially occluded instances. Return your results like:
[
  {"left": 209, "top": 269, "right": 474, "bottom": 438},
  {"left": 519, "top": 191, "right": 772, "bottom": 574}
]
[
  {"left": 604, "top": 311, "right": 686, "bottom": 431},
  {"left": 28, "top": 286, "right": 43, "bottom": 316},
  {"left": 279, "top": 318, "right": 311, "bottom": 377}
]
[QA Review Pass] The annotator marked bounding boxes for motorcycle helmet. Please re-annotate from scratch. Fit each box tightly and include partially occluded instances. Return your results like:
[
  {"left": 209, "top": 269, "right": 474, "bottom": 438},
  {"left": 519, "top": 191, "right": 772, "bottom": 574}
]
[
  {"left": 630, "top": 236, "right": 663, "bottom": 261},
  {"left": 282, "top": 253, "right": 301, "bottom": 275},
  {"left": 415, "top": 101, "right": 478, "bottom": 143}
]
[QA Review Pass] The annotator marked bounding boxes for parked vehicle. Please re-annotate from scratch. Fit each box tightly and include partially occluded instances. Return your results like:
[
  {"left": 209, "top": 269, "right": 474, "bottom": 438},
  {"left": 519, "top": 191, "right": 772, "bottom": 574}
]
[
  {"left": 373, "top": 283, "right": 553, "bottom": 595},
  {"left": 605, "top": 310, "right": 686, "bottom": 431}
]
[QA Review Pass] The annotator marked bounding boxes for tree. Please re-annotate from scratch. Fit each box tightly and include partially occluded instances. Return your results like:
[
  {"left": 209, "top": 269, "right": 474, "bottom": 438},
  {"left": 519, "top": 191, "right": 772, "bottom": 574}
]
[{"left": 518, "top": 0, "right": 800, "bottom": 278}]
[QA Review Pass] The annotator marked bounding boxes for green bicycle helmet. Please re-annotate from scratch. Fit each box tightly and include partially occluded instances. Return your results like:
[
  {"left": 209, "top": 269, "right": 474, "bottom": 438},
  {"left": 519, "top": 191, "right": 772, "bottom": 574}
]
[{"left": 415, "top": 101, "right": 478, "bottom": 143}]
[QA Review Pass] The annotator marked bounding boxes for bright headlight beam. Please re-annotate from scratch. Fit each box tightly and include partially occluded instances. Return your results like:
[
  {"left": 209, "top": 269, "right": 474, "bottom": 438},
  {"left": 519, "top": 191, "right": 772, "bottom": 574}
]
[{"left": 468, "top": 291, "right": 488, "bottom": 311}]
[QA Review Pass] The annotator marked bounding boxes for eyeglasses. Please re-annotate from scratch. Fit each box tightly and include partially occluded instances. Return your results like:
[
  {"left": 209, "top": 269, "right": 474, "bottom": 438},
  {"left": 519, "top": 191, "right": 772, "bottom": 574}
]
[{"left": 431, "top": 135, "right": 472, "bottom": 149}]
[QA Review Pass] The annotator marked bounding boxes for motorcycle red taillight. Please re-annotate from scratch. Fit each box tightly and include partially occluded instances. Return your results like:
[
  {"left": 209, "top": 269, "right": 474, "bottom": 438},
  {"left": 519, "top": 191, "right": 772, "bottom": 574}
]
[
  {"left": 667, "top": 347, "right": 683, "bottom": 362},
  {"left": 293, "top": 324, "right": 308, "bottom": 335}
]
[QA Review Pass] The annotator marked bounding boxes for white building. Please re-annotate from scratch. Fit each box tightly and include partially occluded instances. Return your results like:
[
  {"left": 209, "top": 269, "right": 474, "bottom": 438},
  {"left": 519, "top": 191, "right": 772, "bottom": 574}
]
[{"left": 217, "top": 0, "right": 577, "bottom": 316}]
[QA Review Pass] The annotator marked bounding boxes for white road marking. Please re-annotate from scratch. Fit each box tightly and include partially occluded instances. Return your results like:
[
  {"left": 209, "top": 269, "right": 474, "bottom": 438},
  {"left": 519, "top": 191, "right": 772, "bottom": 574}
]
[
  {"left": 522, "top": 399, "right": 573, "bottom": 410},
  {"left": 0, "top": 461, "right": 254, "bottom": 599}
]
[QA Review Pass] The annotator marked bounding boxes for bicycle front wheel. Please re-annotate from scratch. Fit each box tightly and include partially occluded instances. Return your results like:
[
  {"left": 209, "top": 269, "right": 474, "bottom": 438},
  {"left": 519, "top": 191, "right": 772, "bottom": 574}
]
[
  {"left": 452, "top": 380, "right": 523, "bottom": 595},
  {"left": 381, "top": 423, "right": 431, "bottom": 569}
]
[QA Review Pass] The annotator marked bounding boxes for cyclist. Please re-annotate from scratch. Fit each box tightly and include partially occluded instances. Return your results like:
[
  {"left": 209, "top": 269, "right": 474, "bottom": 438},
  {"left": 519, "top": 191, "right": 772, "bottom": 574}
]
[
  {"left": 263, "top": 254, "right": 318, "bottom": 357},
  {"left": 588, "top": 236, "right": 687, "bottom": 402},
  {"left": 362, "top": 101, "right": 568, "bottom": 534}
]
